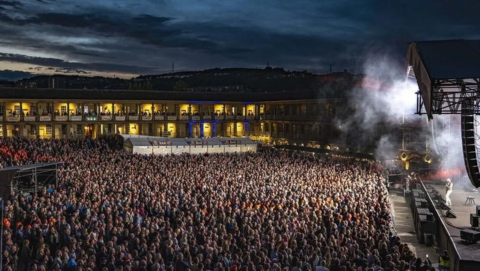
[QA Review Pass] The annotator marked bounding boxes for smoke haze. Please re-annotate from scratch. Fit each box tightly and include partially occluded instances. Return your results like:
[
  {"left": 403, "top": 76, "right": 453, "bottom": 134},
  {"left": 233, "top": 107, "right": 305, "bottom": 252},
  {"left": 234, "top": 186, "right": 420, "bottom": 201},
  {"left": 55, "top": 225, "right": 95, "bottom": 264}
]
[{"left": 335, "top": 52, "right": 469, "bottom": 184}]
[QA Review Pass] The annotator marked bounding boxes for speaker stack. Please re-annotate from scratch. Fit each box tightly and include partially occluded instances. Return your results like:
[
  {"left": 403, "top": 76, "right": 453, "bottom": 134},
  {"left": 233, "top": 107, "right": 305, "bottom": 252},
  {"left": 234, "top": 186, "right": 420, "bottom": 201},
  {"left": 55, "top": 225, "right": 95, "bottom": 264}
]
[
  {"left": 460, "top": 205, "right": 480, "bottom": 244},
  {"left": 410, "top": 189, "right": 435, "bottom": 245},
  {"left": 469, "top": 205, "right": 480, "bottom": 228},
  {"left": 410, "top": 190, "right": 427, "bottom": 212},
  {"left": 461, "top": 111, "right": 480, "bottom": 188}
]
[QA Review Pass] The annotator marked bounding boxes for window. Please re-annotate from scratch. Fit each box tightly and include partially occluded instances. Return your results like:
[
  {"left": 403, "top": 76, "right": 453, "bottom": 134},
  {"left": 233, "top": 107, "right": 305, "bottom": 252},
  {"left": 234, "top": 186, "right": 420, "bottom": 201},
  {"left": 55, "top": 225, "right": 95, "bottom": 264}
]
[
  {"left": 30, "top": 125, "right": 36, "bottom": 135},
  {"left": 31, "top": 105, "right": 37, "bottom": 114},
  {"left": 77, "top": 125, "right": 82, "bottom": 135},
  {"left": 61, "top": 106, "right": 67, "bottom": 115},
  {"left": 46, "top": 104, "right": 53, "bottom": 114},
  {"left": 300, "top": 105, "right": 307, "bottom": 115},
  {"left": 14, "top": 105, "right": 20, "bottom": 114},
  {"left": 0, "top": 105, "right": 4, "bottom": 115},
  {"left": 46, "top": 125, "right": 52, "bottom": 135}
]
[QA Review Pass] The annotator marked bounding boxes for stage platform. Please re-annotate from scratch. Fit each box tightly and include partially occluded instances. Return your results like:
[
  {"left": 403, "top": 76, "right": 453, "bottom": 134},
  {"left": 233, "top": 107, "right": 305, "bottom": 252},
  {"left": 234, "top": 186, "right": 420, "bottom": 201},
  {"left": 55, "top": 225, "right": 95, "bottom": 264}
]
[{"left": 426, "top": 184, "right": 480, "bottom": 267}]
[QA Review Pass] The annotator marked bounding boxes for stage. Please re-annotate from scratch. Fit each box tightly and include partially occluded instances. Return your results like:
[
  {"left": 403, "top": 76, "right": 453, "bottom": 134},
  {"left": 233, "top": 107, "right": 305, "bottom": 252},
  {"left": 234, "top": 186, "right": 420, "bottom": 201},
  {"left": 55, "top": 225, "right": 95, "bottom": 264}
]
[{"left": 425, "top": 183, "right": 480, "bottom": 266}]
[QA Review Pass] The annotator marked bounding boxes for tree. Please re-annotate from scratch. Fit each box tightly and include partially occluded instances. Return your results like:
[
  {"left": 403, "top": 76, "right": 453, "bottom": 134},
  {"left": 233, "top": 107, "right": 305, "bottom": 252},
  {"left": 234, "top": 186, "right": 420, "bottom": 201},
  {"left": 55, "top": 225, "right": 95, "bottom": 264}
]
[
  {"left": 173, "top": 80, "right": 188, "bottom": 91},
  {"left": 145, "top": 82, "right": 153, "bottom": 90}
]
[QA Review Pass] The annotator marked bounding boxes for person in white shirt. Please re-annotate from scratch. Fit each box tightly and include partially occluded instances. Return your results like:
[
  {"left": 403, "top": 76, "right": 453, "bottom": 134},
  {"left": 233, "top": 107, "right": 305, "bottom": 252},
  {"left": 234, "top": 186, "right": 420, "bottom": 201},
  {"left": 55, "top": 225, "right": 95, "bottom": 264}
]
[{"left": 445, "top": 178, "right": 453, "bottom": 206}]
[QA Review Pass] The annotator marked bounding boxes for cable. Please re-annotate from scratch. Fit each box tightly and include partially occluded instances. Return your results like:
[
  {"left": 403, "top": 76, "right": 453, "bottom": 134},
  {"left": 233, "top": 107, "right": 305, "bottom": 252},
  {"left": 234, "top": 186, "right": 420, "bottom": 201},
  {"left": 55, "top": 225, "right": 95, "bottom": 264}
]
[{"left": 443, "top": 218, "right": 469, "bottom": 230}]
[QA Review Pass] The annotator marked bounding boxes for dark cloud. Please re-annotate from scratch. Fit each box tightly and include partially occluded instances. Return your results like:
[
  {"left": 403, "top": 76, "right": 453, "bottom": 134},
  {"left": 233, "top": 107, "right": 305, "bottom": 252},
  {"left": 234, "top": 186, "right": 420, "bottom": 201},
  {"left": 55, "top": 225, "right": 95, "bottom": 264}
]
[
  {"left": 0, "top": 70, "right": 34, "bottom": 81},
  {"left": 0, "top": 0, "right": 479, "bottom": 76},
  {"left": 55, "top": 68, "right": 91, "bottom": 74},
  {"left": 25, "top": 66, "right": 91, "bottom": 75},
  {"left": 0, "top": 0, "right": 22, "bottom": 10},
  {"left": 72, "top": 51, "right": 113, "bottom": 58},
  {"left": 0, "top": 53, "right": 151, "bottom": 75}
]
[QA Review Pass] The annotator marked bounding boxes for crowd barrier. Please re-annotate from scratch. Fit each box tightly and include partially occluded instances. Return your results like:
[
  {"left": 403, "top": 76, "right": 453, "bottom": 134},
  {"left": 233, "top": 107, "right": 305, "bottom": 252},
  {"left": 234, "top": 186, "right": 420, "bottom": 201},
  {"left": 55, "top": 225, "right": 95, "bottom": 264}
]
[{"left": 274, "top": 145, "right": 374, "bottom": 160}]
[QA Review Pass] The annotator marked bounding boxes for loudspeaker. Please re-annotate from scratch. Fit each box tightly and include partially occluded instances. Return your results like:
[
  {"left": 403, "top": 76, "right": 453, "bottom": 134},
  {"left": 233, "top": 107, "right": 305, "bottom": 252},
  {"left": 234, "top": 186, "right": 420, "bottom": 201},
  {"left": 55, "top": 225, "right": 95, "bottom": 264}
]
[
  {"left": 445, "top": 210, "right": 457, "bottom": 218},
  {"left": 438, "top": 201, "right": 451, "bottom": 211},
  {"left": 424, "top": 233, "right": 434, "bottom": 246},
  {"left": 460, "top": 229, "right": 480, "bottom": 243},
  {"left": 471, "top": 214, "right": 480, "bottom": 228},
  {"left": 461, "top": 112, "right": 480, "bottom": 188}
]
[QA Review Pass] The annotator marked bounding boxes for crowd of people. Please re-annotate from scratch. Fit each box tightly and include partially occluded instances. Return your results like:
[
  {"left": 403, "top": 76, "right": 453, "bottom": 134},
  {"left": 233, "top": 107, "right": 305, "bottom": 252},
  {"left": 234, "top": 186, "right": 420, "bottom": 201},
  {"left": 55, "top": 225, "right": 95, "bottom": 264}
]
[{"left": 0, "top": 137, "right": 434, "bottom": 271}]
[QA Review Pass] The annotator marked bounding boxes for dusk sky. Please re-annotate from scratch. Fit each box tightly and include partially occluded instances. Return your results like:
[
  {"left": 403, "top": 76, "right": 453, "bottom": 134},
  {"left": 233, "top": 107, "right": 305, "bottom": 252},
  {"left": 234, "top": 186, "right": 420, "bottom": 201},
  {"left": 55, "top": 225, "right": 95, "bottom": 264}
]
[{"left": 1, "top": 0, "right": 479, "bottom": 80}]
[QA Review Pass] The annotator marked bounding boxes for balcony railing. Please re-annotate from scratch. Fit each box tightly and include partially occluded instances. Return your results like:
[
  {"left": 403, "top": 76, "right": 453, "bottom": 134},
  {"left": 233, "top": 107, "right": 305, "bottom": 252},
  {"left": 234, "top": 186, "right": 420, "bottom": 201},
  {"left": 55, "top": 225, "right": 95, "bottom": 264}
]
[
  {"left": 215, "top": 115, "right": 224, "bottom": 120},
  {"left": 70, "top": 116, "right": 82, "bottom": 121},
  {"left": 192, "top": 115, "right": 201, "bottom": 120},
  {"left": 154, "top": 115, "right": 165, "bottom": 120},
  {"left": 226, "top": 115, "right": 234, "bottom": 120},
  {"left": 39, "top": 116, "right": 52, "bottom": 121},
  {"left": 24, "top": 116, "right": 36, "bottom": 122},
  {"left": 100, "top": 115, "right": 112, "bottom": 121},
  {"left": 85, "top": 116, "right": 97, "bottom": 121},
  {"left": 115, "top": 115, "right": 126, "bottom": 121},
  {"left": 246, "top": 115, "right": 255, "bottom": 120},
  {"left": 167, "top": 115, "right": 177, "bottom": 121},
  {"left": 180, "top": 115, "right": 189, "bottom": 120},
  {"left": 203, "top": 115, "right": 212, "bottom": 120},
  {"left": 55, "top": 116, "right": 68, "bottom": 121},
  {"left": 7, "top": 116, "right": 20, "bottom": 122},
  {"left": 142, "top": 116, "right": 152, "bottom": 121},
  {"left": 128, "top": 115, "right": 139, "bottom": 121}
]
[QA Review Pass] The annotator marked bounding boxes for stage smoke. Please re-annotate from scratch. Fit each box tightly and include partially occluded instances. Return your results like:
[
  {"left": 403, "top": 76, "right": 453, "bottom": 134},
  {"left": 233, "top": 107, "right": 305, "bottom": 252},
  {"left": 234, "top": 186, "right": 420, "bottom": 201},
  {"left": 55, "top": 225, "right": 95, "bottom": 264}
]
[
  {"left": 333, "top": 53, "right": 419, "bottom": 155},
  {"left": 333, "top": 52, "right": 469, "bottom": 186}
]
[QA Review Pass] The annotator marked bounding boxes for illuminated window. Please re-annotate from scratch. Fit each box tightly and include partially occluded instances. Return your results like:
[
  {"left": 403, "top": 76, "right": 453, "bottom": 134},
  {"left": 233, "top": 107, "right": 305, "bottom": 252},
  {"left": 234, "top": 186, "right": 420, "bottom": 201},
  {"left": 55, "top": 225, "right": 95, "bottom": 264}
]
[{"left": 46, "top": 125, "right": 52, "bottom": 135}]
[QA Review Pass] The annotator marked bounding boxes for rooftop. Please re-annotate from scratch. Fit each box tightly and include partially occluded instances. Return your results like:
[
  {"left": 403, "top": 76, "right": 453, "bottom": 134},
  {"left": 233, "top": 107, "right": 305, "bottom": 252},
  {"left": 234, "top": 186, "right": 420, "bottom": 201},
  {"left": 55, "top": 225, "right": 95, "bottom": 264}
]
[
  {"left": 408, "top": 39, "right": 480, "bottom": 80},
  {"left": 0, "top": 87, "right": 341, "bottom": 102}
]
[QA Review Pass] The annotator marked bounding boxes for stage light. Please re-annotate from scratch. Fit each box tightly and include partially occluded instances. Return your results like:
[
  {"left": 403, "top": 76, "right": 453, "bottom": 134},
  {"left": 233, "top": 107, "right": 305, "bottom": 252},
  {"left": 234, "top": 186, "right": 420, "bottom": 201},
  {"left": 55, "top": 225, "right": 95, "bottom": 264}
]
[{"left": 424, "top": 155, "right": 432, "bottom": 164}]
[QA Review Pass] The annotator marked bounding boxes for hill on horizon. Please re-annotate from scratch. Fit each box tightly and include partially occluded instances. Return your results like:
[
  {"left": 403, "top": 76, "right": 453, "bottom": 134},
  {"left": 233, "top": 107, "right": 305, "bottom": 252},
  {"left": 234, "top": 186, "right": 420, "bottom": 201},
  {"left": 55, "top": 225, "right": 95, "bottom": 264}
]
[{"left": 10, "top": 67, "right": 362, "bottom": 93}]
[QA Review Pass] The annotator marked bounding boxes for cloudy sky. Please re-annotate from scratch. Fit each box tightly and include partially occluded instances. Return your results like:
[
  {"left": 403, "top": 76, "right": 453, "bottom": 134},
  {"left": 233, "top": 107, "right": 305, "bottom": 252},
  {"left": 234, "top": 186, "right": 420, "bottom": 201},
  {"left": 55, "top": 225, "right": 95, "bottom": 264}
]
[{"left": 0, "top": 0, "right": 479, "bottom": 80}]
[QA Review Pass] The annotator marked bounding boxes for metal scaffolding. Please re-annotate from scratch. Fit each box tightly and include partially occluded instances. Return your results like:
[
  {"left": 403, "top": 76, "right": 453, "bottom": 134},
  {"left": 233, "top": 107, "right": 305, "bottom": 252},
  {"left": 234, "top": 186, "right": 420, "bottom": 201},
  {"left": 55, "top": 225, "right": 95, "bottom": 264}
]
[{"left": 0, "top": 162, "right": 64, "bottom": 194}]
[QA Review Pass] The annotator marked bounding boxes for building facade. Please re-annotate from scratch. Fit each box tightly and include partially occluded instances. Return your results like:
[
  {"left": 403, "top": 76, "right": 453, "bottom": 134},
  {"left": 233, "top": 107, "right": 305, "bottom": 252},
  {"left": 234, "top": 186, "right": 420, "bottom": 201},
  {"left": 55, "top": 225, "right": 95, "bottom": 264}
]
[{"left": 0, "top": 88, "right": 343, "bottom": 148}]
